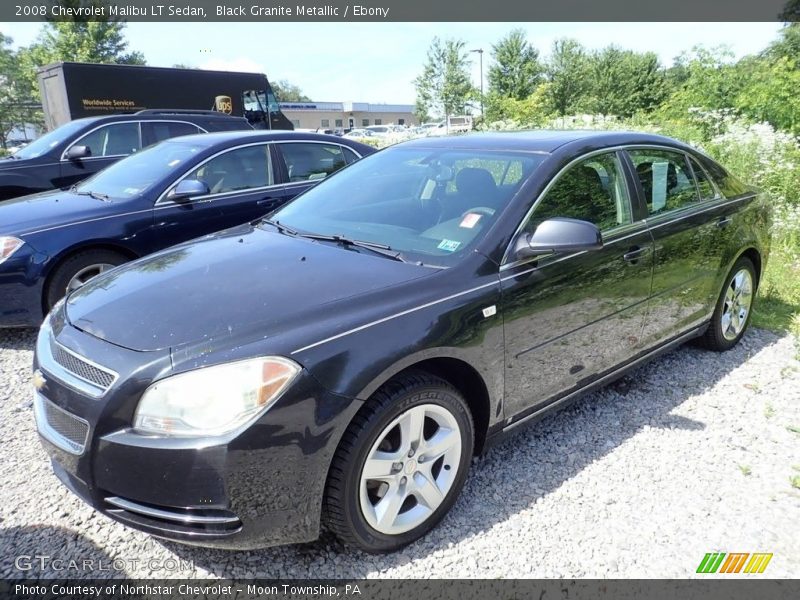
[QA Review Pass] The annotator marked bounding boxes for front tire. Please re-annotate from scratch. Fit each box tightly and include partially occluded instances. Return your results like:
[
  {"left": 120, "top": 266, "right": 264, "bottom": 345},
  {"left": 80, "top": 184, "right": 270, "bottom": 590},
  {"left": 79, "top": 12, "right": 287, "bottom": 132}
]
[
  {"left": 699, "top": 256, "right": 757, "bottom": 351},
  {"left": 324, "top": 372, "right": 474, "bottom": 553},
  {"left": 45, "top": 249, "right": 128, "bottom": 311}
]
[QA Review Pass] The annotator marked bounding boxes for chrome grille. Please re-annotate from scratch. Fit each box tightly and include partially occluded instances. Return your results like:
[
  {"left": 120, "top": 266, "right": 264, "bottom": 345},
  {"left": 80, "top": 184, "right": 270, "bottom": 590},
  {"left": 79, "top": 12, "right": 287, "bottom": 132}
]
[
  {"left": 34, "top": 394, "right": 89, "bottom": 455},
  {"left": 51, "top": 343, "right": 117, "bottom": 391}
]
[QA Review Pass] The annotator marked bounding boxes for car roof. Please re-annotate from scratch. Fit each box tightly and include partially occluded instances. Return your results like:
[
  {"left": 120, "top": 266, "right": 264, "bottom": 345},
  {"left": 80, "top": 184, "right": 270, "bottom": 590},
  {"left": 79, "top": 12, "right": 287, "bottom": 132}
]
[
  {"left": 67, "top": 112, "right": 247, "bottom": 126},
  {"left": 398, "top": 130, "right": 692, "bottom": 153},
  {"left": 163, "top": 129, "right": 375, "bottom": 150}
]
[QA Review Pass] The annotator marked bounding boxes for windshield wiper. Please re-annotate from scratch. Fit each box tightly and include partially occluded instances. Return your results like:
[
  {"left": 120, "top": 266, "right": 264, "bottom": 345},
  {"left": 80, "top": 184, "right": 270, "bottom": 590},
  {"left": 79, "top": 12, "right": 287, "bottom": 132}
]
[
  {"left": 261, "top": 218, "right": 300, "bottom": 237},
  {"left": 70, "top": 186, "right": 110, "bottom": 202},
  {"left": 298, "top": 233, "right": 407, "bottom": 262}
]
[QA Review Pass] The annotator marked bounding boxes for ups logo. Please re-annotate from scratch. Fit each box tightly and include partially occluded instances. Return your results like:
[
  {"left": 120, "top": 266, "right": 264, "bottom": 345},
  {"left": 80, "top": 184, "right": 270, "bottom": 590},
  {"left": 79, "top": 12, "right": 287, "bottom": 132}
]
[{"left": 214, "top": 95, "right": 232, "bottom": 115}]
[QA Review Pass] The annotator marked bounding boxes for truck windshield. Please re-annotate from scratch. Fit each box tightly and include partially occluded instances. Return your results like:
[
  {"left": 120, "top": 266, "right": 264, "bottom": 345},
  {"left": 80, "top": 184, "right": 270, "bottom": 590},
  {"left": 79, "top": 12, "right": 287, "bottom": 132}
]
[
  {"left": 13, "top": 120, "right": 89, "bottom": 159},
  {"left": 74, "top": 140, "right": 206, "bottom": 200},
  {"left": 272, "top": 146, "right": 545, "bottom": 266}
]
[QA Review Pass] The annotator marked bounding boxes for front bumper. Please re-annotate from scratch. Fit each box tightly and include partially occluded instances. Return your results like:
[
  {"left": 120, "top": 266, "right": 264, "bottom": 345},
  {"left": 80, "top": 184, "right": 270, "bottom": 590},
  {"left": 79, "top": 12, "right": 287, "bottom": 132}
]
[
  {"left": 0, "top": 245, "right": 49, "bottom": 327},
  {"left": 33, "top": 315, "right": 362, "bottom": 550}
]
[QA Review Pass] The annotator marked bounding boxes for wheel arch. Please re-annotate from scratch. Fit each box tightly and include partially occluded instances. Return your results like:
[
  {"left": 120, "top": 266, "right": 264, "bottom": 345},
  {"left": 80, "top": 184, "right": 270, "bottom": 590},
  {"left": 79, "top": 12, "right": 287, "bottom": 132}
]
[
  {"left": 40, "top": 241, "right": 140, "bottom": 312},
  {"left": 355, "top": 352, "right": 495, "bottom": 455}
]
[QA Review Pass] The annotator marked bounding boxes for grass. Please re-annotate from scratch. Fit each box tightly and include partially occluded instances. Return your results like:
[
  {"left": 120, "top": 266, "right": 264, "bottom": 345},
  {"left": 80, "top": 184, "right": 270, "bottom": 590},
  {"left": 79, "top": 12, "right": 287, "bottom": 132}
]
[
  {"left": 752, "top": 245, "right": 800, "bottom": 339},
  {"left": 787, "top": 425, "right": 800, "bottom": 435},
  {"left": 738, "top": 464, "right": 752, "bottom": 476},
  {"left": 764, "top": 403, "right": 775, "bottom": 419},
  {"left": 791, "top": 475, "right": 800, "bottom": 490}
]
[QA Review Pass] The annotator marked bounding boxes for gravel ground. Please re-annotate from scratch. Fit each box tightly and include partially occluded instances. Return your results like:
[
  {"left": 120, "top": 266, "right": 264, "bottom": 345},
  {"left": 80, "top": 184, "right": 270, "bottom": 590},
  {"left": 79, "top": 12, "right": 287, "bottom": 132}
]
[{"left": 1, "top": 326, "right": 798, "bottom": 579}]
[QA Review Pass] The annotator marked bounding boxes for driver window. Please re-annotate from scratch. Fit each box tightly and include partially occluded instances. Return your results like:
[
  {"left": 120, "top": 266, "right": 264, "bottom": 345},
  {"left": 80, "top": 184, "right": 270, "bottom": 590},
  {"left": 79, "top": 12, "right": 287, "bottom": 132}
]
[
  {"left": 523, "top": 152, "right": 632, "bottom": 236},
  {"left": 182, "top": 144, "right": 273, "bottom": 195},
  {"left": 72, "top": 122, "right": 141, "bottom": 158}
]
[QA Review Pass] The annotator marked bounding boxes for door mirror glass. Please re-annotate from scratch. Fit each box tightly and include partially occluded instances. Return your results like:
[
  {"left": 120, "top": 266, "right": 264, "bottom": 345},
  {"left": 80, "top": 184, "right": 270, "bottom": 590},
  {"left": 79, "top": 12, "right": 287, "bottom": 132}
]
[
  {"left": 64, "top": 145, "right": 90, "bottom": 161},
  {"left": 168, "top": 179, "right": 209, "bottom": 201},
  {"left": 514, "top": 217, "right": 603, "bottom": 259}
]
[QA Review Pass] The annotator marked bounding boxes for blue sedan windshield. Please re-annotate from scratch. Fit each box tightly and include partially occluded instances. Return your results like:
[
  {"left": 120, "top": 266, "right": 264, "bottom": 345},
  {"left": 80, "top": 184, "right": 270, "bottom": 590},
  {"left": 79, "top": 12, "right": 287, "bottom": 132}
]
[
  {"left": 75, "top": 140, "right": 206, "bottom": 200},
  {"left": 272, "top": 146, "right": 545, "bottom": 265}
]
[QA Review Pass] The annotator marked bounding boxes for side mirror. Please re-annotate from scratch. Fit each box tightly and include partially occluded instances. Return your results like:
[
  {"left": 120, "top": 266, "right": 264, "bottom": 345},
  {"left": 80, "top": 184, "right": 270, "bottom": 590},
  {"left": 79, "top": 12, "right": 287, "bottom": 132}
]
[
  {"left": 514, "top": 217, "right": 603, "bottom": 259},
  {"left": 167, "top": 179, "right": 209, "bottom": 201},
  {"left": 64, "top": 145, "right": 90, "bottom": 161}
]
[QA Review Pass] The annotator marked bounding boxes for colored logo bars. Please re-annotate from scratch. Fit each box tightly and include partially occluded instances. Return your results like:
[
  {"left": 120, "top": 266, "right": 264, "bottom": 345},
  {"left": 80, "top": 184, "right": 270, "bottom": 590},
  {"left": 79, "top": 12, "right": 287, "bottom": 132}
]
[{"left": 696, "top": 552, "right": 773, "bottom": 574}]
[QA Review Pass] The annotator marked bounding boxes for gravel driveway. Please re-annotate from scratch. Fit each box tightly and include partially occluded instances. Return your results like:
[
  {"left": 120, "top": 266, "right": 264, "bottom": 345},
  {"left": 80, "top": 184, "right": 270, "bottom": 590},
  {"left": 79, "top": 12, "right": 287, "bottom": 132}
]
[{"left": 1, "top": 326, "right": 798, "bottom": 579}]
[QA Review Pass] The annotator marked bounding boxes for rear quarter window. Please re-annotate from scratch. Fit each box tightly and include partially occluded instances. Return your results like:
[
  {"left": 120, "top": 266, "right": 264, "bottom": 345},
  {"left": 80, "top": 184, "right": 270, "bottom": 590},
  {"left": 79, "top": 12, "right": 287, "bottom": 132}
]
[{"left": 698, "top": 156, "right": 750, "bottom": 198}]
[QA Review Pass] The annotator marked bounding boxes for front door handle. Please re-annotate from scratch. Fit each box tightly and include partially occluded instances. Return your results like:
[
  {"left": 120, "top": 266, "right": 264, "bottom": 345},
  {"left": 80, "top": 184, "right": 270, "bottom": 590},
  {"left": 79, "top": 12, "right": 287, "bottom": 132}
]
[
  {"left": 622, "top": 246, "right": 649, "bottom": 263},
  {"left": 717, "top": 216, "right": 732, "bottom": 228},
  {"left": 257, "top": 197, "right": 279, "bottom": 206}
]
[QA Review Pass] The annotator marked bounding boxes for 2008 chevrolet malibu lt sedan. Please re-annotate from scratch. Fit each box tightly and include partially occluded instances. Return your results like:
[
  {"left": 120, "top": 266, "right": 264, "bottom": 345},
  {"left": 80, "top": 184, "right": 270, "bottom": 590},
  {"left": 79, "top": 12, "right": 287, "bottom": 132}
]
[{"left": 33, "top": 131, "right": 771, "bottom": 553}]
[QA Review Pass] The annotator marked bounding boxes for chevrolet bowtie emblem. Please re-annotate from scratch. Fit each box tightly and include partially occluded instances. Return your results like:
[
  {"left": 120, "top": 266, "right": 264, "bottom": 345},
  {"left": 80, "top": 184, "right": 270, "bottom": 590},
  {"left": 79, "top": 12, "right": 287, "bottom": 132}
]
[{"left": 32, "top": 369, "right": 47, "bottom": 391}]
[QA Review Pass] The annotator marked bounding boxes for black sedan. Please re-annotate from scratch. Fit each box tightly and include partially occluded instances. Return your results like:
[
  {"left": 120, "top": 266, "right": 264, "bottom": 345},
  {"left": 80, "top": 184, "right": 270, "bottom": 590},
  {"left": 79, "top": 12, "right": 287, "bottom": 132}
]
[
  {"left": 0, "top": 110, "right": 252, "bottom": 201},
  {"left": 0, "top": 131, "right": 374, "bottom": 327},
  {"left": 33, "top": 131, "right": 771, "bottom": 553}
]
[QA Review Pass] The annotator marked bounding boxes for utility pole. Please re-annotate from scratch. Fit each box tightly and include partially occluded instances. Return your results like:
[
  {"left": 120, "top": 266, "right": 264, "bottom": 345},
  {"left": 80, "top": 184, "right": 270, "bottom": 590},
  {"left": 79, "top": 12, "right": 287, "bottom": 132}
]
[{"left": 470, "top": 48, "right": 484, "bottom": 117}]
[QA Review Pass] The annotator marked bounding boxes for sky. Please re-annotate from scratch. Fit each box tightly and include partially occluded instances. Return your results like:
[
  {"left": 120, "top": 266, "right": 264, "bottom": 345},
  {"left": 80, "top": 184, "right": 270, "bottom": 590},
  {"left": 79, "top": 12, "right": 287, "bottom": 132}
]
[{"left": 0, "top": 22, "right": 784, "bottom": 105}]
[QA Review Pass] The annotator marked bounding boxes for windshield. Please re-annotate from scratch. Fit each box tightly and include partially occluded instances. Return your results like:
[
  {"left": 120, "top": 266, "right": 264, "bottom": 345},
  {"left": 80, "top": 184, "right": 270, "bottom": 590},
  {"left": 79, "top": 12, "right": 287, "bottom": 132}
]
[
  {"left": 12, "top": 120, "right": 89, "bottom": 159},
  {"left": 75, "top": 140, "right": 206, "bottom": 200},
  {"left": 272, "top": 146, "right": 545, "bottom": 266}
]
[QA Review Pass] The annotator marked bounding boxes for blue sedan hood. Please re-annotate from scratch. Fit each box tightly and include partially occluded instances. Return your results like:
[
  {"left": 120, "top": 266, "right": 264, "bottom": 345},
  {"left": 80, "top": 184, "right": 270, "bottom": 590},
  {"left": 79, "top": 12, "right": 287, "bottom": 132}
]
[
  {"left": 66, "top": 225, "right": 433, "bottom": 352},
  {"left": 0, "top": 189, "right": 123, "bottom": 237}
]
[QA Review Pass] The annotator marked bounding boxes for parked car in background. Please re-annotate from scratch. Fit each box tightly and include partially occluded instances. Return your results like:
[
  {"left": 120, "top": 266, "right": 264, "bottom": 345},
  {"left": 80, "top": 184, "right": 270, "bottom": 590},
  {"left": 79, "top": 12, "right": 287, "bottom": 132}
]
[
  {"left": 343, "top": 128, "right": 375, "bottom": 139},
  {"left": 0, "top": 110, "right": 252, "bottom": 201},
  {"left": 32, "top": 131, "right": 770, "bottom": 553},
  {"left": 427, "top": 116, "right": 474, "bottom": 136},
  {"left": 364, "top": 125, "right": 393, "bottom": 137},
  {"left": 0, "top": 131, "right": 373, "bottom": 327}
]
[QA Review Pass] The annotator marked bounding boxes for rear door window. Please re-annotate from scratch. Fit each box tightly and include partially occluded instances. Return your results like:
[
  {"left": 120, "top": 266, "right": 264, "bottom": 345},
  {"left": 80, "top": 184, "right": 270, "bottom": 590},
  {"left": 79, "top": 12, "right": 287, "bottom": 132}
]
[
  {"left": 628, "top": 149, "right": 699, "bottom": 215},
  {"left": 142, "top": 121, "right": 202, "bottom": 147},
  {"left": 280, "top": 143, "right": 347, "bottom": 182}
]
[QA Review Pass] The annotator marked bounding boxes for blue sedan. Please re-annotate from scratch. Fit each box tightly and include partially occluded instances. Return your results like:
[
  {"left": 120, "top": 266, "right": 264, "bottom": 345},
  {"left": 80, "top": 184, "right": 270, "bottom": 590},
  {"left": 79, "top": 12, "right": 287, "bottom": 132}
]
[{"left": 0, "top": 131, "right": 374, "bottom": 327}]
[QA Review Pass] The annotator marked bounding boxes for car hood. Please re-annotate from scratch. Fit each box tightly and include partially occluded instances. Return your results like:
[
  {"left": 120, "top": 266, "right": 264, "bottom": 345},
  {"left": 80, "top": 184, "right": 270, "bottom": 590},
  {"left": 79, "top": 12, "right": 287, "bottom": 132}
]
[
  {"left": 66, "top": 225, "right": 434, "bottom": 352},
  {"left": 0, "top": 188, "right": 123, "bottom": 237}
]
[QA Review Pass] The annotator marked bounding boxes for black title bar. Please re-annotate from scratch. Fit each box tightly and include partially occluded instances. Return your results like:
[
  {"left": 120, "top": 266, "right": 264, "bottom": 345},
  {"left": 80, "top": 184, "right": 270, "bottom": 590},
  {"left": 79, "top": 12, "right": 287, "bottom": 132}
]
[{"left": 2, "top": 0, "right": 797, "bottom": 22}]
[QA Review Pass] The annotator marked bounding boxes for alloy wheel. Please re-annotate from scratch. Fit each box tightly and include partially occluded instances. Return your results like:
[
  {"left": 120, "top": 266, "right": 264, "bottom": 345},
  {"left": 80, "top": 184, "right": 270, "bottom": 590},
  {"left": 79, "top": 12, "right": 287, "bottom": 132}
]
[
  {"left": 67, "top": 263, "right": 116, "bottom": 293},
  {"left": 359, "top": 403, "right": 462, "bottom": 535},
  {"left": 721, "top": 268, "right": 753, "bottom": 341}
]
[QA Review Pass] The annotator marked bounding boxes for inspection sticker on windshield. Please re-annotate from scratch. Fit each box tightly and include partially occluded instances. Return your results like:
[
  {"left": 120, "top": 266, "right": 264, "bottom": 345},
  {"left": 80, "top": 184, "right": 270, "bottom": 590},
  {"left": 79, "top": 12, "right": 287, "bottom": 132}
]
[
  {"left": 460, "top": 213, "right": 482, "bottom": 229},
  {"left": 437, "top": 239, "right": 461, "bottom": 252}
]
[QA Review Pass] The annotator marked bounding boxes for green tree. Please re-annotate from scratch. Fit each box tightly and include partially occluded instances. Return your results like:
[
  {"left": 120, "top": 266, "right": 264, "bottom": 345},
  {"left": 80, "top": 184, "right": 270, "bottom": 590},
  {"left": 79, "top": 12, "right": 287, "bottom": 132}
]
[
  {"left": 545, "top": 39, "right": 590, "bottom": 117},
  {"left": 0, "top": 34, "right": 38, "bottom": 149},
  {"left": 414, "top": 37, "right": 475, "bottom": 122},
  {"left": 487, "top": 29, "right": 543, "bottom": 101},
  {"left": 272, "top": 80, "right": 312, "bottom": 102},
  {"left": 587, "top": 47, "right": 667, "bottom": 117},
  {"left": 484, "top": 83, "right": 553, "bottom": 126},
  {"left": 765, "top": 22, "right": 800, "bottom": 61},
  {"left": 15, "top": 1, "right": 144, "bottom": 100},
  {"left": 736, "top": 56, "right": 800, "bottom": 134},
  {"left": 659, "top": 46, "right": 743, "bottom": 118}
]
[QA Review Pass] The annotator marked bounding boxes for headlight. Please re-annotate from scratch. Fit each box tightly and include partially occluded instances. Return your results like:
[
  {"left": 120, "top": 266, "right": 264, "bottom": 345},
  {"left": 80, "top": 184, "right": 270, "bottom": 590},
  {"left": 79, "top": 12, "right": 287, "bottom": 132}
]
[
  {"left": 133, "top": 357, "right": 301, "bottom": 437},
  {"left": 0, "top": 236, "right": 24, "bottom": 266}
]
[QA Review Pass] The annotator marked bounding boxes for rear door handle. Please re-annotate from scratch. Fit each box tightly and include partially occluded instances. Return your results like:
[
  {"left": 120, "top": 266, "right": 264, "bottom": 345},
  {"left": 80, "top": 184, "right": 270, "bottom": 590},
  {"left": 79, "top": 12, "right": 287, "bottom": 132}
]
[
  {"left": 257, "top": 197, "right": 279, "bottom": 206},
  {"left": 717, "top": 216, "right": 732, "bottom": 228},
  {"left": 622, "top": 246, "right": 649, "bottom": 262}
]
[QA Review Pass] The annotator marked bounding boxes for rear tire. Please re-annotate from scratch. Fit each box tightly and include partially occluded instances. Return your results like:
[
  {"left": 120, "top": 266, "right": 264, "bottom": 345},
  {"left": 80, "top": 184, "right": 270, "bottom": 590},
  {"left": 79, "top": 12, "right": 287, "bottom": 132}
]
[
  {"left": 698, "top": 256, "right": 757, "bottom": 351},
  {"left": 324, "top": 371, "right": 474, "bottom": 553},
  {"left": 45, "top": 249, "right": 128, "bottom": 311}
]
